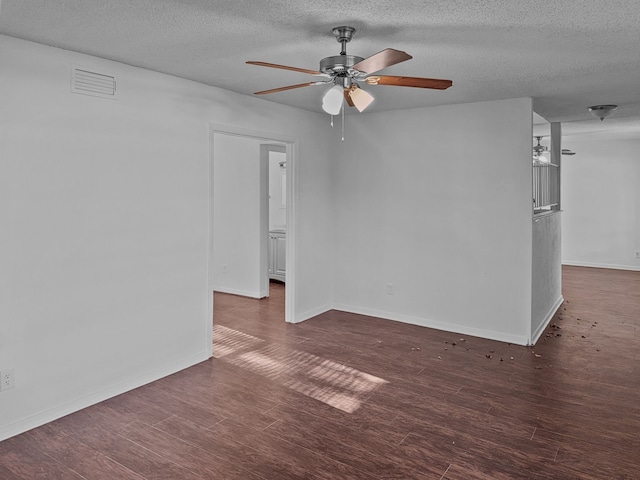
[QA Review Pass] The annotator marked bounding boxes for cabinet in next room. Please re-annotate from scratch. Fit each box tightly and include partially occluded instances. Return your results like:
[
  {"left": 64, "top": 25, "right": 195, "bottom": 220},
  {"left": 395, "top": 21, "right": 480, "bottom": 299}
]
[{"left": 268, "top": 230, "right": 286, "bottom": 282}]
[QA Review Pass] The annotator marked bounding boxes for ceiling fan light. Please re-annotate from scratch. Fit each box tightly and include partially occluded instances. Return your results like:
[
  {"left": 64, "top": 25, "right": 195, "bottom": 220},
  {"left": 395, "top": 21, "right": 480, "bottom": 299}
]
[
  {"left": 322, "top": 85, "right": 343, "bottom": 115},
  {"left": 349, "top": 87, "right": 375, "bottom": 112}
]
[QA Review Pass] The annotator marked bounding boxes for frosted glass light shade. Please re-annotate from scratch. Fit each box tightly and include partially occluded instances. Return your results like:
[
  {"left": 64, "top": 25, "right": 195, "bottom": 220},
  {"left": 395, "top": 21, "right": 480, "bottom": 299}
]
[
  {"left": 322, "top": 85, "right": 343, "bottom": 115},
  {"left": 588, "top": 104, "right": 617, "bottom": 121},
  {"left": 349, "top": 87, "right": 374, "bottom": 112}
]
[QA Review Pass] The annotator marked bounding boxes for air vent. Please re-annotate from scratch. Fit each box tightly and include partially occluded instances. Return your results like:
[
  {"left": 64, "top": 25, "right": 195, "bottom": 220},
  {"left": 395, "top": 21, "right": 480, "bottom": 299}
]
[{"left": 71, "top": 66, "right": 117, "bottom": 99}]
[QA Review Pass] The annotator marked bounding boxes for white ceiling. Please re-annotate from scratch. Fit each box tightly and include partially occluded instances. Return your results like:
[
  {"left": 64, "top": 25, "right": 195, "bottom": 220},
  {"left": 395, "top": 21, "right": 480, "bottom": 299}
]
[{"left": 2, "top": 0, "right": 640, "bottom": 137}]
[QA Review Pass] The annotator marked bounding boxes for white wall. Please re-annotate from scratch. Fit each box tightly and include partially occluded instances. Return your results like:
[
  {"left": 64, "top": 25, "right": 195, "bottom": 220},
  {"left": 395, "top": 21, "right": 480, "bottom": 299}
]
[
  {"left": 0, "top": 34, "right": 334, "bottom": 440},
  {"left": 212, "top": 134, "right": 263, "bottom": 298},
  {"left": 269, "top": 150, "right": 287, "bottom": 231},
  {"left": 531, "top": 213, "right": 563, "bottom": 342},
  {"left": 0, "top": 33, "right": 555, "bottom": 440},
  {"left": 561, "top": 134, "right": 640, "bottom": 271},
  {"left": 332, "top": 98, "right": 534, "bottom": 344},
  {"left": 530, "top": 122, "right": 563, "bottom": 343}
]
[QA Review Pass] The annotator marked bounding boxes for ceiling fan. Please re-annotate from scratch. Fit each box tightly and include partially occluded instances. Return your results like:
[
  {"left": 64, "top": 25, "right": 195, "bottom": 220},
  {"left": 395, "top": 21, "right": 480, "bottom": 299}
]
[
  {"left": 533, "top": 136, "right": 548, "bottom": 157},
  {"left": 534, "top": 137, "right": 576, "bottom": 157},
  {"left": 247, "top": 26, "right": 452, "bottom": 114}
]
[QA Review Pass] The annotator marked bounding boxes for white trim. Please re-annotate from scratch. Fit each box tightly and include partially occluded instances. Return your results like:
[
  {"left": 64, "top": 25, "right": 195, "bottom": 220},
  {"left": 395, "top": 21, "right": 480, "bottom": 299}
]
[
  {"left": 532, "top": 210, "right": 562, "bottom": 221},
  {"left": 332, "top": 304, "right": 530, "bottom": 346},
  {"left": 212, "top": 286, "right": 266, "bottom": 299},
  {"left": 529, "top": 295, "right": 564, "bottom": 346},
  {"left": 262, "top": 143, "right": 287, "bottom": 299},
  {"left": 291, "top": 304, "right": 333, "bottom": 324},
  {"left": 205, "top": 129, "right": 214, "bottom": 359},
  {"left": 562, "top": 261, "right": 640, "bottom": 272},
  {"left": 0, "top": 350, "right": 210, "bottom": 442},
  {"left": 259, "top": 145, "right": 270, "bottom": 299},
  {"left": 284, "top": 141, "right": 296, "bottom": 324},
  {"left": 208, "top": 124, "right": 297, "bottom": 324}
]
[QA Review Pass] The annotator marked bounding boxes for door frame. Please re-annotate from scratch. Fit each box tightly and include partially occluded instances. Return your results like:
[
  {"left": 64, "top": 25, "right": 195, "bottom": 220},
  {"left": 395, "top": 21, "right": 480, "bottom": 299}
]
[
  {"left": 207, "top": 124, "right": 297, "bottom": 349},
  {"left": 262, "top": 143, "right": 287, "bottom": 296}
]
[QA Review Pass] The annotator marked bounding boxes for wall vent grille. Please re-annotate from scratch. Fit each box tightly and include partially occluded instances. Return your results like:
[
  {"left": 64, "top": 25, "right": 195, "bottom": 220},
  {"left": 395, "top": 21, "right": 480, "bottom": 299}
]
[{"left": 71, "top": 66, "right": 117, "bottom": 99}]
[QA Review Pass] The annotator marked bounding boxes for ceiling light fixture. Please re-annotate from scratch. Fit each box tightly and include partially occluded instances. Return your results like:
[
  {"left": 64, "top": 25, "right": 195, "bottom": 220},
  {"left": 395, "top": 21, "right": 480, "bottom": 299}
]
[
  {"left": 248, "top": 25, "right": 452, "bottom": 117},
  {"left": 588, "top": 104, "right": 617, "bottom": 121}
]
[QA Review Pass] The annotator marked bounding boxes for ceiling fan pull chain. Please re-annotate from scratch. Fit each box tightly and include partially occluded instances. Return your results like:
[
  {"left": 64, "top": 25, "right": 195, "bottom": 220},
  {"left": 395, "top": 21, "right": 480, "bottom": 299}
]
[
  {"left": 330, "top": 115, "right": 334, "bottom": 127},
  {"left": 341, "top": 104, "right": 345, "bottom": 141}
]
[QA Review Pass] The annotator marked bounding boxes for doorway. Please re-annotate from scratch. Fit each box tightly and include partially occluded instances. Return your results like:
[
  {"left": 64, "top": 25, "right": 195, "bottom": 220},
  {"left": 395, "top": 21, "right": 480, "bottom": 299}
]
[
  {"left": 208, "top": 125, "right": 295, "bottom": 342},
  {"left": 265, "top": 144, "right": 287, "bottom": 293}
]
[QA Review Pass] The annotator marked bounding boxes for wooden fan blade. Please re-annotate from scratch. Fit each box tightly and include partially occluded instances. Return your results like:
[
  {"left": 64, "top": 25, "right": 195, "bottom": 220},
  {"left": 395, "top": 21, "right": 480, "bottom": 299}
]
[
  {"left": 254, "top": 82, "right": 321, "bottom": 95},
  {"left": 365, "top": 75, "right": 452, "bottom": 90},
  {"left": 344, "top": 89, "right": 355, "bottom": 107},
  {"left": 352, "top": 48, "right": 412, "bottom": 74},
  {"left": 246, "top": 61, "right": 321, "bottom": 75}
]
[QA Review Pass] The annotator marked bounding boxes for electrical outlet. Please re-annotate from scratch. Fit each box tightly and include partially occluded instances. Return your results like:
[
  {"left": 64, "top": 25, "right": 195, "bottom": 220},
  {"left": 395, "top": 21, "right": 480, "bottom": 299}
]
[
  {"left": 0, "top": 369, "right": 15, "bottom": 391},
  {"left": 386, "top": 283, "right": 395, "bottom": 295},
  {"left": 222, "top": 264, "right": 227, "bottom": 273},
  {"left": 635, "top": 251, "right": 640, "bottom": 259}
]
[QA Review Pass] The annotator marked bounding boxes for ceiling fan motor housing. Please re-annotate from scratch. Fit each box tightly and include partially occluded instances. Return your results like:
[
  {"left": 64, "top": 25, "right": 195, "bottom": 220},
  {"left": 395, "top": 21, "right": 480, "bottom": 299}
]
[
  {"left": 321, "top": 25, "right": 365, "bottom": 81},
  {"left": 319, "top": 55, "right": 364, "bottom": 75}
]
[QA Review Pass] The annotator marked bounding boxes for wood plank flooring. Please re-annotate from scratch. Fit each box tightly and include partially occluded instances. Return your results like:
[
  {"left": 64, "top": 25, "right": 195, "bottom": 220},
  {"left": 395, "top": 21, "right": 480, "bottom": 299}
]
[{"left": 1, "top": 266, "right": 639, "bottom": 479}]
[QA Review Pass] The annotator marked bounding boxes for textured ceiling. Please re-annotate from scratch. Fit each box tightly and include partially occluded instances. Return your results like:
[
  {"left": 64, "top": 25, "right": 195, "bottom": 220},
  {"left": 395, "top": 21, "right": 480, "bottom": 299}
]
[{"left": 2, "top": 0, "right": 640, "bottom": 136}]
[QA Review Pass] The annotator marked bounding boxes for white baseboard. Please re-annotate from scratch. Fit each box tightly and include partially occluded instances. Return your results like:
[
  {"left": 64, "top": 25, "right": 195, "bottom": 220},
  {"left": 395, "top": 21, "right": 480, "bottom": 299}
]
[
  {"left": 331, "top": 303, "right": 529, "bottom": 346},
  {"left": 563, "top": 261, "right": 640, "bottom": 272},
  {"left": 530, "top": 295, "right": 564, "bottom": 346},
  {"left": 213, "top": 286, "right": 265, "bottom": 298},
  {"left": 290, "top": 304, "right": 332, "bottom": 324},
  {"left": 0, "top": 350, "right": 210, "bottom": 442}
]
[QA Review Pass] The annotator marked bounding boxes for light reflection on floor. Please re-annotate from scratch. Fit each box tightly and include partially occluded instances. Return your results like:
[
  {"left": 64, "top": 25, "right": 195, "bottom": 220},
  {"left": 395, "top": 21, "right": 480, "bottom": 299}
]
[
  {"left": 215, "top": 329, "right": 388, "bottom": 413},
  {"left": 212, "top": 324, "right": 265, "bottom": 358}
]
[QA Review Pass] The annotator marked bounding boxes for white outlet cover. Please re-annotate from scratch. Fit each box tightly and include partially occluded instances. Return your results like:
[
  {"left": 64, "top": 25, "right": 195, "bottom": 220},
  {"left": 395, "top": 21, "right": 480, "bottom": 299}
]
[{"left": 0, "top": 369, "right": 15, "bottom": 391}]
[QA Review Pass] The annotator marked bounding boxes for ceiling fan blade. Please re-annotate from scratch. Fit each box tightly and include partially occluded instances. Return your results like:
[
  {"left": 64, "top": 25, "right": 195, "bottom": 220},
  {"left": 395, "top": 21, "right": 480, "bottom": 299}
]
[
  {"left": 344, "top": 89, "right": 355, "bottom": 107},
  {"left": 254, "top": 82, "right": 324, "bottom": 95},
  {"left": 364, "top": 75, "right": 452, "bottom": 90},
  {"left": 246, "top": 61, "right": 321, "bottom": 76},
  {"left": 346, "top": 86, "right": 374, "bottom": 112},
  {"left": 352, "top": 48, "right": 412, "bottom": 74}
]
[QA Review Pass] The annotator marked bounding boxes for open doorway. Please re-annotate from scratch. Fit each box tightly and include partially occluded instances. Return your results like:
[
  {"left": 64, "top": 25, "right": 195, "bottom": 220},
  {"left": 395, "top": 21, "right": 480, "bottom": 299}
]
[
  {"left": 208, "top": 126, "right": 295, "bottom": 345},
  {"left": 265, "top": 144, "right": 287, "bottom": 292}
]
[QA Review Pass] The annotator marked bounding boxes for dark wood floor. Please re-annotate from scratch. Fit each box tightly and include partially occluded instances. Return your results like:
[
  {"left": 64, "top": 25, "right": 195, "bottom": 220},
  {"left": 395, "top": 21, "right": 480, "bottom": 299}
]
[{"left": 1, "top": 266, "right": 639, "bottom": 479}]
